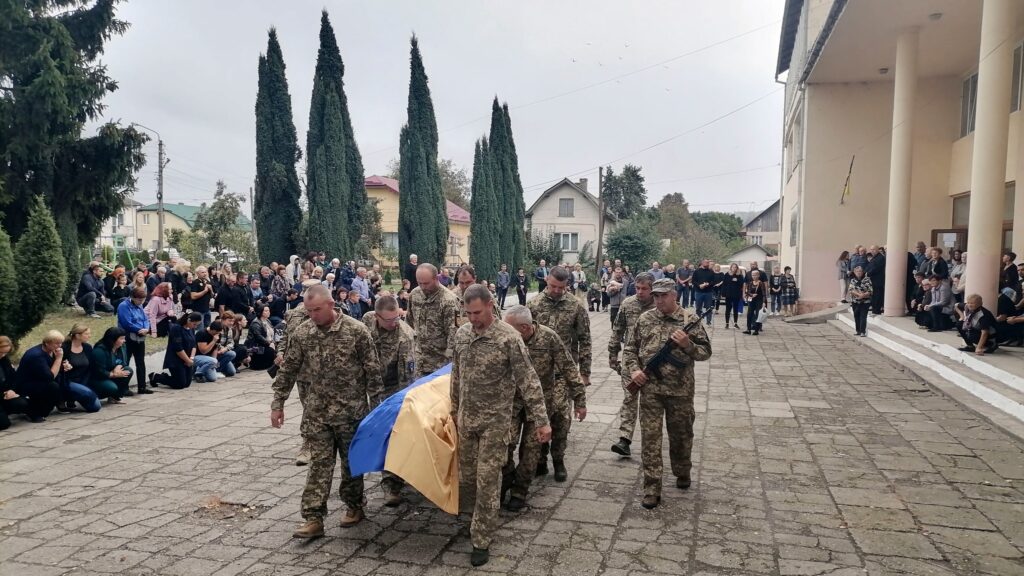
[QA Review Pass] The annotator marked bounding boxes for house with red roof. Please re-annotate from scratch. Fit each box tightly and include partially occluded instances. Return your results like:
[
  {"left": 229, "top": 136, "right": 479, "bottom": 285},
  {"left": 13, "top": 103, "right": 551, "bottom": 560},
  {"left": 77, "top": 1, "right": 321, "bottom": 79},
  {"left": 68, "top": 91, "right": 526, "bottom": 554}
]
[{"left": 365, "top": 175, "right": 471, "bottom": 266}]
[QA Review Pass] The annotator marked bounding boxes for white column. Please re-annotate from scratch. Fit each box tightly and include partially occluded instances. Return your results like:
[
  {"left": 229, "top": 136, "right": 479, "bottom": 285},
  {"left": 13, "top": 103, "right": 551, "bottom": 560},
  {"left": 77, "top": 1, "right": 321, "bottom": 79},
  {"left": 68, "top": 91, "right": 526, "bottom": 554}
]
[
  {"left": 1015, "top": 109, "right": 1024, "bottom": 258},
  {"left": 966, "top": 0, "right": 1017, "bottom": 304},
  {"left": 883, "top": 29, "right": 919, "bottom": 317}
]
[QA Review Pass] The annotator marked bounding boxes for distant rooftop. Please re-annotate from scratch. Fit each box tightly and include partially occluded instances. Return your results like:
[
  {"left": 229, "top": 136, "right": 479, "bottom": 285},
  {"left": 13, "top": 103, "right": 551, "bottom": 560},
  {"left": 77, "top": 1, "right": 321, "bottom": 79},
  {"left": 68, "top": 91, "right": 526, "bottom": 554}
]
[{"left": 365, "top": 175, "right": 470, "bottom": 224}]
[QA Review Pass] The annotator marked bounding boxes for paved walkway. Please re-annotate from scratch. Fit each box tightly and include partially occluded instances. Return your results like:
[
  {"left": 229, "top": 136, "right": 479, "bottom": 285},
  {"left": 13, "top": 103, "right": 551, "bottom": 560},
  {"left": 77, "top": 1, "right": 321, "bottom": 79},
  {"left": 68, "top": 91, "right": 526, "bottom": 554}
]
[{"left": 2, "top": 314, "right": 1024, "bottom": 575}]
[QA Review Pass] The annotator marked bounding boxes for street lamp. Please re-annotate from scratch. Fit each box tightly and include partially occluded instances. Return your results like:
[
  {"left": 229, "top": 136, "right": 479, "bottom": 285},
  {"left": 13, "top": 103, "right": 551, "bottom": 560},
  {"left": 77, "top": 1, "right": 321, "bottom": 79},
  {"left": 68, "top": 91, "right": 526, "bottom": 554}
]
[{"left": 131, "top": 123, "right": 169, "bottom": 253}]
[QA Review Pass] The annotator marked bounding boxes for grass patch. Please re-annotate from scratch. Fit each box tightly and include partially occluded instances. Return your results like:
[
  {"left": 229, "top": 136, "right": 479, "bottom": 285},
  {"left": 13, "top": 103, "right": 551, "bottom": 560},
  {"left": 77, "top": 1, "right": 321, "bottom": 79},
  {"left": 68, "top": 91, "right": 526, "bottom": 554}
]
[{"left": 12, "top": 307, "right": 168, "bottom": 362}]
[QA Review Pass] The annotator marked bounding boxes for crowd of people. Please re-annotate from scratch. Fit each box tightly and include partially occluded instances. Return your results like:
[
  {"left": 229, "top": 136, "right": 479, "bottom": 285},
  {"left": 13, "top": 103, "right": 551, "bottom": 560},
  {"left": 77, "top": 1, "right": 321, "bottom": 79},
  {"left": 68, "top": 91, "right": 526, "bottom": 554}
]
[{"left": 837, "top": 243, "right": 1023, "bottom": 353}]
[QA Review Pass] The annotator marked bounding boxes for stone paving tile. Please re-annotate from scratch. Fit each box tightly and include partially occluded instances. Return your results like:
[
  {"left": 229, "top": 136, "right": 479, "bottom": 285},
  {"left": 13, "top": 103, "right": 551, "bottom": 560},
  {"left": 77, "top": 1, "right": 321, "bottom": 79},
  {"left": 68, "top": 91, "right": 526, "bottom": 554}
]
[{"left": 4, "top": 318, "right": 1024, "bottom": 574}]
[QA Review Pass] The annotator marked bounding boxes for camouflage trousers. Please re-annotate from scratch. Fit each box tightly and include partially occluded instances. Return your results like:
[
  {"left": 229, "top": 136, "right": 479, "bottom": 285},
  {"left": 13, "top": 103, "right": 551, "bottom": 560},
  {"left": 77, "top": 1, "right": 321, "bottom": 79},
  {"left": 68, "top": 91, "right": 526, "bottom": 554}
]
[
  {"left": 617, "top": 371, "right": 639, "bottom": 440},
  {"left": 301, "top": 419, "right": 364, "bottom": 521},
  {"left": 458, "top": 426, "right": 507, "bottom": 549},
  {"left": 639, "top": 392, "right": 695, "bottom": 497},
  {"left": 504, "top": 407, "right": 541, "bottom": 500},
  {"left": 297, "top": 382, "right": 309, "bottom": 452},
  {"left": 543, "top": 378, "right": 572, "bottom": 461}
]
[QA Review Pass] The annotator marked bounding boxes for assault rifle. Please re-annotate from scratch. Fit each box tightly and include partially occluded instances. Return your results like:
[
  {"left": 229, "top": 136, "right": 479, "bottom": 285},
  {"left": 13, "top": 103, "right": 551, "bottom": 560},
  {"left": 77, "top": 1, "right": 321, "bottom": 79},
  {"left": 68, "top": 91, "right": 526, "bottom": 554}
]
[{"left": 627, "top": 316, "right": 703, "bottom": 393}]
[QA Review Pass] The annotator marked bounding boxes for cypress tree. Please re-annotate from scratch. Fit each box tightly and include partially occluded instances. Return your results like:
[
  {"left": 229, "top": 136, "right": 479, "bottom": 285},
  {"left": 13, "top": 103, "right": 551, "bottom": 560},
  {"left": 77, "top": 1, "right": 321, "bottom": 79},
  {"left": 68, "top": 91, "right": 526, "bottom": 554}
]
[
  {"left": 0, "top": 225, "right": 18, "bottom": 338},
  {"left": 254, "top": 29, "right": 303, "bottom": 264},
  {"left": 502, "top": 103, "right": 527, "bottom": 272},
  {"left": 469, "top": 137, "right": 500, "bottom": 279},
  {"left": 15, "top": 196, "right": 66, "bottom": 339},
  {"left": 487, "top": 99, "right": 515, "bottom": 269},
  {"left": 398, "top": 36, "right": 448, "bottom": 267},
  {"left": 306, "top": 12, "right": 352, "bottom": 259}
]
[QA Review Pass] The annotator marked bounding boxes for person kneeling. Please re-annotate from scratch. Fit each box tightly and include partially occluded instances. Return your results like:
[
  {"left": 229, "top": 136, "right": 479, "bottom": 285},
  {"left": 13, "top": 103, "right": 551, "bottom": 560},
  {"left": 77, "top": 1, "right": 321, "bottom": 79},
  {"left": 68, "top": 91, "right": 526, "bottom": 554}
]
[
  {"left": 193, "top": 321, "right": 236, "bottom": 382},
  {"left": 954, "top": 295, "right": 999, "bottom": 356}
]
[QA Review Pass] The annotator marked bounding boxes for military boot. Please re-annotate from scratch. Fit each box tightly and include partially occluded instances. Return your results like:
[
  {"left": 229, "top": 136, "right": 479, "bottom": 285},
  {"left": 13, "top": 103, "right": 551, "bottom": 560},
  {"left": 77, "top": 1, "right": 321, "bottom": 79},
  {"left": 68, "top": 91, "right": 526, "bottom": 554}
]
[
  {"left": 676, "top": 476, "right": 691, "bottom": 490},
  {"left": 553, "top": 460, "right": 568, "bottom": 482},
  {"left": 505, "top": 496, "right": 526, "bottom": 512},
  {"left": 292, "top": 519, "right": 324, "bottom": 539},
  {"left": 641, "top": 495, "right": 661, "bottom": 509},
  {"left": 471, "top": 547, "right": 490, "bottom": 567},
  {"left": 295, "top": 442, "right": 311, "bottom": 466},
  {"left": 536, "top": 443, "right": 550, "bottom": 476},
  {"left": 340, "top": 508, "right": 364, "bottom": 528},
  {"left": 610, "top": 437, "right": 632, "bottom": 457},
  {"left": 500, "top": 471, "right": 515, "bottom": 504}
]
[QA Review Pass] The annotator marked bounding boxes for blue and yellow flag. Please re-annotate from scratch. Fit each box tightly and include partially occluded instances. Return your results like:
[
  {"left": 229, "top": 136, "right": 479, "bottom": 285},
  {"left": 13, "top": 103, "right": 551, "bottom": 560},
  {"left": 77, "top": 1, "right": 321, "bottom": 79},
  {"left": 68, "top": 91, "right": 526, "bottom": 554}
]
[{"left": 349, "top": 365, "right": 459, "bottom": 514}]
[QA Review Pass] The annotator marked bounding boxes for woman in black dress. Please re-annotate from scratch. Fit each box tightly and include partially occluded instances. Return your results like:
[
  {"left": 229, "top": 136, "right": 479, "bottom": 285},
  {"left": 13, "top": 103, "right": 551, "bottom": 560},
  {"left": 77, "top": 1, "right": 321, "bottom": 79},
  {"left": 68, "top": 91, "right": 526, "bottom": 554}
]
[
  {"left": 722, "top": 263, "right": 744, "bottom": 329},
  {"left": 512, "top": 268, "right": 530, "bottom": 306}
]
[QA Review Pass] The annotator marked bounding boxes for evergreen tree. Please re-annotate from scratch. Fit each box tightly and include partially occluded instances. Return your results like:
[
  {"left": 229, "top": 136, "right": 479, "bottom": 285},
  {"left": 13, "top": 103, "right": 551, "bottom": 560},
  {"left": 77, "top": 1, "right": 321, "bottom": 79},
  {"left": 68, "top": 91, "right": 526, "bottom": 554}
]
[
  {"left": 469, "top": 138, "right": 500, "bottom": 279},
  {"left": 306, "top": 12, "right": 352, "bottom": 259},
  {"left": 254, "top": 29, "right": 303, "bottom": 264},
  {"left": 0, "top": 226, "right": 18, "bottom": 338},
  {"left": 0, "top": 2, "right": 148, "bottom": 297},
  {"left": 502, "top": 103, "right": 527, "bottom": 272},
  {"left": 398, "top": 36, "right": 448, "bottom": 266},
  {"left": 14, "top": 197, "right": 66, "bottom": 339},
  {"left": 487, "top": 100, "right": 514, "bottom": 268}
]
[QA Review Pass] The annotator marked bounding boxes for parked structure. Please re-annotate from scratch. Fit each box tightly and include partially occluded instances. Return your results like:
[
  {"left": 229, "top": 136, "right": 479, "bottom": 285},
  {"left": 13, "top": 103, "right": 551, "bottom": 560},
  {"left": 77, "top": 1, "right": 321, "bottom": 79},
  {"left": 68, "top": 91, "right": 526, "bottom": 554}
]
[
  {"left": 525, "top": 178, "right": 617, "bottom": 265},
  {"left": 776, "top": 0, "right": 1024, "bottom": 313}
]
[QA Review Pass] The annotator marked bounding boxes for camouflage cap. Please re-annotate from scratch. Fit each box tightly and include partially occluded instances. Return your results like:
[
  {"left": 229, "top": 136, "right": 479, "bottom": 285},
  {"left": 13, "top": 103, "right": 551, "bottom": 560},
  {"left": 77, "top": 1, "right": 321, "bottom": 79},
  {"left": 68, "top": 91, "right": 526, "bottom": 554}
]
[{"left": 651, "top": 278, "right": 675, "bottom": 294}]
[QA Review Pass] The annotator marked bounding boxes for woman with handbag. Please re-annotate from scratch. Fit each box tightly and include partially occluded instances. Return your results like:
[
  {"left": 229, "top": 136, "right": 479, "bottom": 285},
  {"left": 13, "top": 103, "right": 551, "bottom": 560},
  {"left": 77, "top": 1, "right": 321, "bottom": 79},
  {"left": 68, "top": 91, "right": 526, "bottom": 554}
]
[{"left": 743, "top": 270, "right": 769, "bottom": 336}]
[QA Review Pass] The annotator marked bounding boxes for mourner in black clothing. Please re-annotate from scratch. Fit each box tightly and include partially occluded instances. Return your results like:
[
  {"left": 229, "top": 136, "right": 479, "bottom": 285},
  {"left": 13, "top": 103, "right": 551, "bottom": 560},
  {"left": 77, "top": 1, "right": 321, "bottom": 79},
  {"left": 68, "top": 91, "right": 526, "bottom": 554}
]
[
  {"left": 743, "top": 273, "right": 768, "bottom": 335},
  {"left": 721, "top": 264, "right": 745, "bottom": 329},
  {"left": 0, "top": 336, "right": 31, "bottom": 429},
  {"left": 864, "top": 246, "right": 886, "bottom": 315}
]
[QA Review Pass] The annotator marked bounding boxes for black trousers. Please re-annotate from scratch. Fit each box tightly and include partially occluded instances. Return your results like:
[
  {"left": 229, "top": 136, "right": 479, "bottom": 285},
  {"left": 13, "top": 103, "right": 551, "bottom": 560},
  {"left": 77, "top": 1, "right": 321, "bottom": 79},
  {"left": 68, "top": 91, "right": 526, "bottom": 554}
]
[
  {"left": 516, "top": 290, "right": 527, "bottom": 306},
  {"left": 153, "top": 365, "right": 193, "bottom": 389},
  {"left": 20, "top": 380, "right": 61, "bottom": 418},
  {"left": 724, "top": 297, "right": 741, "bottom": 324},
  {"left": 958, "top": 327, "right": 996, "bottom": 352},
  {"left": 1, "top": 396, "right": 31, "bottom": 429},
  {"left": 869, "top": 276, "right": 885, "bottom": 314},
  {"left": 125, "top": 338, "right": 147, "bottom": 391},
  {"left": 930, "top": 308, "right": 952, "bottom": 331},
  {"left": 852, "top": 302, "right": 870, "bottom": 334},
  {"left": 497, "top": 287, "right": 508, "bottom": 308},
  {"left": 746, "top": 304, "right": 762, "bottom": 332}
]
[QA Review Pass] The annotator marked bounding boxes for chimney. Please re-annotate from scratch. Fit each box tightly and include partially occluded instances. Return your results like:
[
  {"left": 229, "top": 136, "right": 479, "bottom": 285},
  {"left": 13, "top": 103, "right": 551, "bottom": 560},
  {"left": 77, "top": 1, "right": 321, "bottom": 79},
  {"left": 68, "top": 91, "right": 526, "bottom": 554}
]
[{"left": 577, "top": 178, "right": 588, "bottom": 192}]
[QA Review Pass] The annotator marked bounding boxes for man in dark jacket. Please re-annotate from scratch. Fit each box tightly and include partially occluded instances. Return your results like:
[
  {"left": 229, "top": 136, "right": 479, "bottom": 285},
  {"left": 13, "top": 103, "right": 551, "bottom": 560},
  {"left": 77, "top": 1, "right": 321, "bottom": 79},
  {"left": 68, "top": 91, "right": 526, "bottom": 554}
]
[
  {"left": 404, "top": 254, "right": 419, "bottom": 291},
  {"left": 864, "top": 246, "right": 886, "bottom": 315},
  {"left": 76, "top": 263, "right": 114, "bottom": 317}
]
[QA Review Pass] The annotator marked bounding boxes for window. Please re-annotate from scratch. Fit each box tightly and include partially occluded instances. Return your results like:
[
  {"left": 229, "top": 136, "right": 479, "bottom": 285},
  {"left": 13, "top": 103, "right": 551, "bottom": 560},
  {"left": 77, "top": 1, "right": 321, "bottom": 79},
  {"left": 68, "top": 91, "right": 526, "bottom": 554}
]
[
  {"left": 117, "top": 213, "right": 124, "bottom": 226},
  {"left": 558, "top": 198, "right": 574, "bottom": 217},
  {"left": 951, "top": 183, "right": 1016, "bottom": 227},
  {"left": 1013, "top": 43, "right": 1023, "bottom": 112},
  {"left": 961, "top": 73, "right": 978, "bottom": 138},
  {"left": 142, "top": 214, "right": 150, "bottom": 225},
  {"left": 789, "top": 206, "right": 798, "bottom": 247},
  {"left": 558, "top": 232, "right": 579, "bottom": 252},
  {"left": 382, "top": 232, "right": 399, "bottom": 250}
]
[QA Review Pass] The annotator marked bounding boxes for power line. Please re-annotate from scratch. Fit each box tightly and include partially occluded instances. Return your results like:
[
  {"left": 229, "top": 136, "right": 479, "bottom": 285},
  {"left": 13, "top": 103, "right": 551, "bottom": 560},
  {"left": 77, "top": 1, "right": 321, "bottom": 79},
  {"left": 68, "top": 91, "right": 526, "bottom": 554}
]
[{"left": 646, "top": 163, "right": 781, "bottom": 187}]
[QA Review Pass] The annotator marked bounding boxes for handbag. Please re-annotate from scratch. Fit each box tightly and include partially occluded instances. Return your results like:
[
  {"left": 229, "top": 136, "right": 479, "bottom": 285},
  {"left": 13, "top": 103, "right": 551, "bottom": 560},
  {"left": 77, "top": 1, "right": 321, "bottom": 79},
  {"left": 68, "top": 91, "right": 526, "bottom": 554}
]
[{"left": 756, "top": 308, "right": 768, "bottom": 324}]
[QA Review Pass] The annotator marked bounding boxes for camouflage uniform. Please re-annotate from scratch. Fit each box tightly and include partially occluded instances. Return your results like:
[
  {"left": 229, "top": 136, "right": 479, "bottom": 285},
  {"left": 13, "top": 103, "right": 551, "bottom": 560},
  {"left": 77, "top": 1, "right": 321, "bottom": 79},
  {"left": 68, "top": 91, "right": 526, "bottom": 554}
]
[
  {"left": 407, "top": 285, "right": 460, "bottom": 377},
  {"left": 608, "top": 295, "right": 655, "bottom": 440},
  {"left": 527, "top": 292, "right": 591, "bottom": 461},
  {"left": 362, "top": 311, "right": 416, "bottom": 495},
  {"left": 277, "top": 305, "right": 310, "bottom": 404},
  {"left": 453, "top": 285, "right": 502, "bottom": 325},
  {"left": 622, "top": 306, "right": 711, "bottom": 497},
  {"left": 451, "top": 320, "right": 548, "bottom": 550},
  {"left": 505, "top": 323, "right": 584, "bottom": 500},
  {"left": 272, "top": 312, "right": 383, "bottom": 520}
]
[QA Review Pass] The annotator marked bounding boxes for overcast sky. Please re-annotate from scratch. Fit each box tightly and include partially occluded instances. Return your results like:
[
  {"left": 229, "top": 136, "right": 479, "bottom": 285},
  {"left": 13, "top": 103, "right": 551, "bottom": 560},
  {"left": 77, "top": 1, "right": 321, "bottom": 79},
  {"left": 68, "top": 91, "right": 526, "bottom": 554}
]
[{"left": 94, "top": 0, "right": 786, "bottom": 217}]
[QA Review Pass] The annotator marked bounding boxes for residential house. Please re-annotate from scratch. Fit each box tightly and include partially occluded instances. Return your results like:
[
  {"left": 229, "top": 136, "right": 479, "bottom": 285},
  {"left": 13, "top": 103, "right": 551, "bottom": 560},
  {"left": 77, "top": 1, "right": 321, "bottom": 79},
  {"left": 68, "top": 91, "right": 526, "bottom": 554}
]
[
  {"left": 525, "top": 178, "right": 617, "bottom": 265},
  {"left": 136, "top": 202, "right": 252, "bottom": 252},
  {"left": 740, "top": 199, "right": 781, "bottom": 255},
  {"left": 723, "top": 244, "right": 774, "bottom": 275},
  {"left": 365, "top": 175, "right": 471, "bottom": 267},
  {"left": 777, "top": 0, "right": 1024, "bottom": 312},
  {"left": 96, "top": 198, "right": 142, "bottom": 250}
]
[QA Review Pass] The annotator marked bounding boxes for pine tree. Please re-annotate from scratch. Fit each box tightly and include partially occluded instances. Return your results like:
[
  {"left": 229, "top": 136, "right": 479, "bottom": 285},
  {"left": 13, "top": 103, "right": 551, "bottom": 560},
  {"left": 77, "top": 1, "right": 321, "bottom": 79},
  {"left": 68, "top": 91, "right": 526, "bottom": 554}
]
[
  {"left": 0, "top": 225, "right": 18, "bottom": 338},
  {"left": 502, "top": 103, "right": 527, "bottom": 272},
  {"left": 254, "top": 29, "right": 303, "bottom": 264},
  {"left": 14, "top": 197, "right": 66, "bottom": 339},
  {"left": 398, "top": 36, "right": 448, "bottom": 267},
  {"left": 469, "top": 138, "right": 500, "bottom": 280}
]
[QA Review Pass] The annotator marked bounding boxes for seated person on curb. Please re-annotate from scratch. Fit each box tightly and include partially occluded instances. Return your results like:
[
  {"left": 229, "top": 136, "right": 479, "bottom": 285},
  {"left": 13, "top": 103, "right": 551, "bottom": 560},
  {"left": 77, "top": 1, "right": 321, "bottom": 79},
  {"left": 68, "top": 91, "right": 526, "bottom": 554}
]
[
  {"left": 0, "top": 336, "right": 31, "bottom": 429},
  {"left": 76, "top": 262, "right": 115, "bottom": 318},
  {"left": 193, "top": 321, "right": 237, "bottom": 382},
  {"left": 995, "top": 288, "right": 1024, "bottom": 347},
  {"left": 908, "top": 273, "right": 926, "bottom": 314},
  {"left": 14, "top": 331, "right": 64, "bottom": 422},
  {"left": 923, "top": 274, "right": 953, "bottom": 332},
  {"left": 91, "top": 327, "right": 133, "bottom": 402},
  {"left": 954, "top": 294, "right": 999, "bottom": 355},
  {"left": 913, "top": 277, "right": 933, "bottom": 328}
]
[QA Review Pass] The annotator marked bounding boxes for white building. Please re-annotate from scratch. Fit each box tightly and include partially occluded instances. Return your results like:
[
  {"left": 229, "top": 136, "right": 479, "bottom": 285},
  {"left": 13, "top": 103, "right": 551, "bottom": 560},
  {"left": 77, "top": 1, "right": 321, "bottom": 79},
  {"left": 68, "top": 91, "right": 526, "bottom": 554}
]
[
  {"left": 96, "top": 198, "right": 142, "bottom": 251},
  {"left": 525, "top": 178, "right": 617, "bottom": 265}
]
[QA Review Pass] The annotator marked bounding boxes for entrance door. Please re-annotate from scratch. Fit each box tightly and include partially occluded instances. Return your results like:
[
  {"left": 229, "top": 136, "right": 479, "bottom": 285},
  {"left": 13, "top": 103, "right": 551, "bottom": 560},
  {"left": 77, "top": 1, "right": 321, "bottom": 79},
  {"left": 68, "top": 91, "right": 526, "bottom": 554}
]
[{"left": 931, "top": 229, "right": 967, "bottom": 252}]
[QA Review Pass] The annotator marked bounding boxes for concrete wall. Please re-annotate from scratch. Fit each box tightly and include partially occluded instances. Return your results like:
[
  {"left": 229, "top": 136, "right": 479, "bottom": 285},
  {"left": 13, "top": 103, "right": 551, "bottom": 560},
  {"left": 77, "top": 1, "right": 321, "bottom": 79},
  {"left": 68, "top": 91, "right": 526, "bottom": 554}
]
[{"left": 791, "top": 76, "right": 960, "bottom": 305}]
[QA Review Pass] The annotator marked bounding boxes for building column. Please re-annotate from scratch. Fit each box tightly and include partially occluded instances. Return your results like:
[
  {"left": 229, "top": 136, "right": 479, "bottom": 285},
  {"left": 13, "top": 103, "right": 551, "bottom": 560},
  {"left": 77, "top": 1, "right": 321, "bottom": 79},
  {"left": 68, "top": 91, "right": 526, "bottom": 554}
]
[
  {"left": 883, "top": 29, "right": 919, "bottom": 316},
  {"left": 1015, "top": 106, "right": 1024, "bottom": 259},
  {"left": 966, "top": 0, "right": 1017, "bottom": 304}
]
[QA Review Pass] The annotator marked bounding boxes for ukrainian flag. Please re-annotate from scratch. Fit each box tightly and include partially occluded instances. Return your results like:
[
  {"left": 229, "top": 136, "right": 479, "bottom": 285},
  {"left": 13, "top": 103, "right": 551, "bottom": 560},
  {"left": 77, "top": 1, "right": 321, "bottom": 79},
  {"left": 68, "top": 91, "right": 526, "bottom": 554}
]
[{"left": 349, "top": 365, "right": 459, "bottom": 514}]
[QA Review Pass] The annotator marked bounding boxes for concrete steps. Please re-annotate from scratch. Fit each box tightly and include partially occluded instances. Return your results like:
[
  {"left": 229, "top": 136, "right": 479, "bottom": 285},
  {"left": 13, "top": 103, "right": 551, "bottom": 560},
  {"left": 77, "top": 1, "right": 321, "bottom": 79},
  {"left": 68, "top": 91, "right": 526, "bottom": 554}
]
[{"left": 831, "top": 312, "right": 1024, "bottom": 441}]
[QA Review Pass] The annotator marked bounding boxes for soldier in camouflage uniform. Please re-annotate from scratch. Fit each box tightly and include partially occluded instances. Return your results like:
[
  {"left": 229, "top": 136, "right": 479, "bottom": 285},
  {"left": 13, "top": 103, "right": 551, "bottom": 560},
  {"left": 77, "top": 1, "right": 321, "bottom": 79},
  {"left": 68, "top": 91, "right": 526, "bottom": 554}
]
[
  {"left": 452, "top": 265, "right": 502, "bottom": 323},
  {"left": 275, "top": 303, "right": 311, "bottom": 465},
  {"left": 451, "top": 285, "right": 551, "bottom": 567},
  {"left": 527, "top": 265, "right": 591, "bottom": 482},
  {"left": 608, "top": 272, "right": 656, "bottom": 458},
  {"left": 361, "top": 295, "right": 416, "bottom": 506},
  {"left": 270, "top": 286, "right": 384, "bottom": 538},
  {"left": 622, "top": 278, "right": 712, "bottom": 509},
  {"left": 502, "top": 305, "right": 586, "bottom": 512},
  {"left": 407, "top": 264, "right": 460, "bottom": 377}
]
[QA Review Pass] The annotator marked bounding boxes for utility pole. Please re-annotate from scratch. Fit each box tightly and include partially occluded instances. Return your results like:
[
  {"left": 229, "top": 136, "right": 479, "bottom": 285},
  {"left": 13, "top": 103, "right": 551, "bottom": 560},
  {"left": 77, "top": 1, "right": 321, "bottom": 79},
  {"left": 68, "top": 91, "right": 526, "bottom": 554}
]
[
  {"left": 594, "top": 166, "right": 605, "bottom": 281},
  {"left": 157, "top": 139, "right": 168, "bottom": 254}
]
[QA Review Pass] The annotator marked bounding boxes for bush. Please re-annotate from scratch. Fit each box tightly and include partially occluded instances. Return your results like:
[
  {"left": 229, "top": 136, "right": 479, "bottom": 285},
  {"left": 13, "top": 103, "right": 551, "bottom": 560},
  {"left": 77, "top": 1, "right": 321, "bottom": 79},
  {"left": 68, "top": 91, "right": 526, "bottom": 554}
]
[
  {"left": 14, "top": 196, "right": 67, "bottom": 340},
  {"left": 605, "top": 217, "right": 662, "bottom": 272},
  {"left": 384, "top": 269, "right": 393, "bottom": 285},
  {"left": 526, "top": 230, "right": 563, "bottom": 266},
  {"left": 0, "top": 226, "right": 18, "bottom": 338}
]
